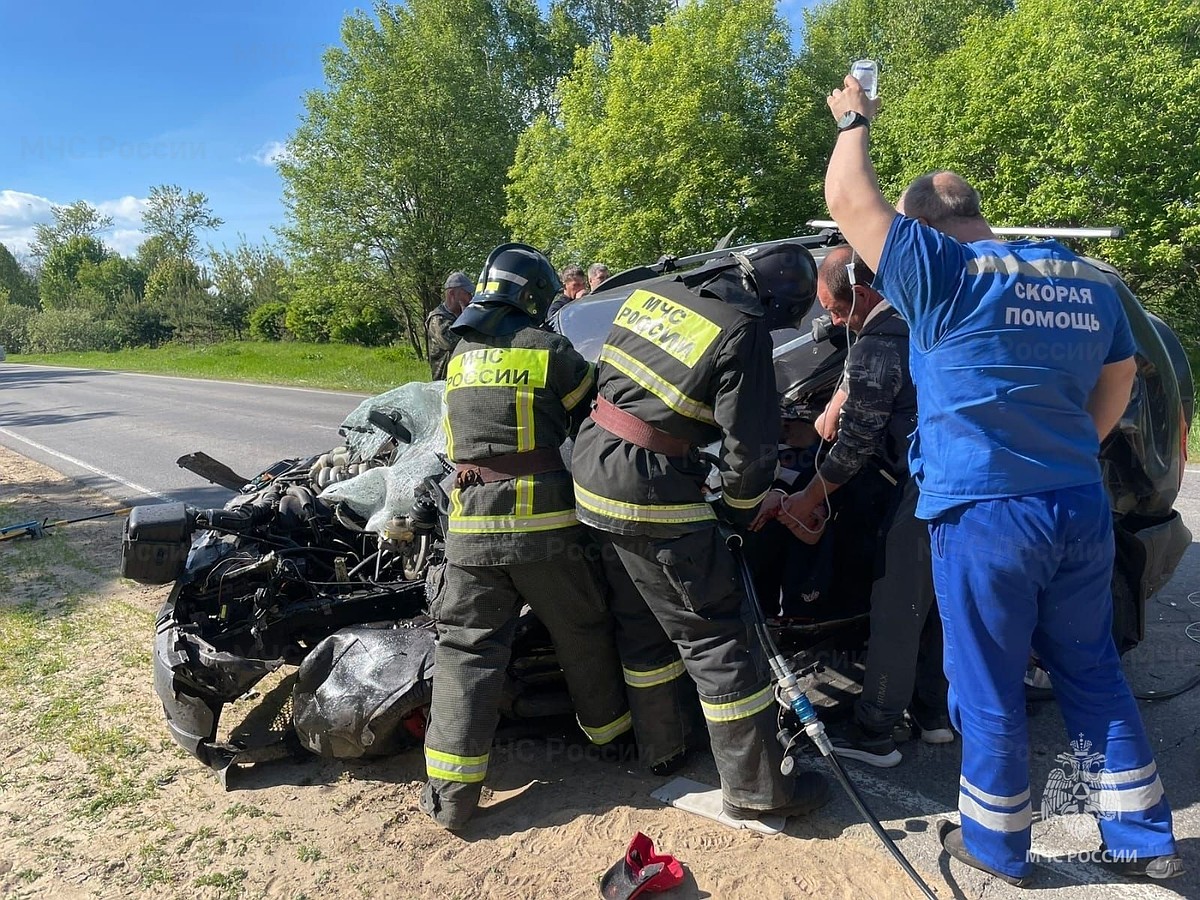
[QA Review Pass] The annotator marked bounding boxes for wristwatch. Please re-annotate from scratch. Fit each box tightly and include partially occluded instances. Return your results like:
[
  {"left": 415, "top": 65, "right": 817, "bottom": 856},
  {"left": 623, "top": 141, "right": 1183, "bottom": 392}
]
[{"left": 836, "top": 111, "right": 871, "bottom": 134}]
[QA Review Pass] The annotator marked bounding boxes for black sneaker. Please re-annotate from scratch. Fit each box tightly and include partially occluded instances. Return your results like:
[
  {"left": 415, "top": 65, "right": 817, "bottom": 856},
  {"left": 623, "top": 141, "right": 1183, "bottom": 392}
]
[
  {"left": 723, "top": 771, "right": 831, "bottom": 821},
  {"left": 907, "top": 702, "right": 955, "bottom": 744},
  {"left": 1099, "top": 843, "right": 1185, "bottom": 880},
  {"left": 938, "top": 820, "right": 1033, "bottom": 887},
  {"left": 828, "top": 719, "right": 903, "bottom": 767}
]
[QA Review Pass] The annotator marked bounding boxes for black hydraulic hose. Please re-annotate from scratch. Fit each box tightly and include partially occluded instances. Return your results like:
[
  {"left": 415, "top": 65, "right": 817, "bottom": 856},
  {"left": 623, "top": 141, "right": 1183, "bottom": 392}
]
[
  {"left": 724, "top": 529, "right": 938, "bottom": 900},
  {"left": 825, "top": 751, "right": 938, "bottom": 899}
]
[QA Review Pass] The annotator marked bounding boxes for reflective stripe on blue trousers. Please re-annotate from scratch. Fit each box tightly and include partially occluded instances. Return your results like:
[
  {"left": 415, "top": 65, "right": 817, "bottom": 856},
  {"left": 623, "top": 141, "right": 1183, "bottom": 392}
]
[{"left": 930, "top": 482, "right": 1175, "bottom": 879}]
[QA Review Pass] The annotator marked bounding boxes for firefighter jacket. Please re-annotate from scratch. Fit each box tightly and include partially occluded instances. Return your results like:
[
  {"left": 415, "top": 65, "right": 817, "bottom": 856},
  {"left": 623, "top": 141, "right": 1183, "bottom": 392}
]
[
  {"left": 572, "top": 277, "right": 779, "bottom": 538},
  {"left": 444, "top": 325, "right": 595, "bottom": 565},
  {"left": 425, "top": 304, "right": 460, "bottom": 380}
]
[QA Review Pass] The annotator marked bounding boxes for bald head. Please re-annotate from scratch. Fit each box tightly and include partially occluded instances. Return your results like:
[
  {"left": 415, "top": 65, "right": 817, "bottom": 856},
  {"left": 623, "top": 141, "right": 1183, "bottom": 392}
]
[
  {"left": 898, "top": 171, "right": 993, "bottom": 241},
  {"left": 819, "top": 245, "right": 874, "bottom": 304}
]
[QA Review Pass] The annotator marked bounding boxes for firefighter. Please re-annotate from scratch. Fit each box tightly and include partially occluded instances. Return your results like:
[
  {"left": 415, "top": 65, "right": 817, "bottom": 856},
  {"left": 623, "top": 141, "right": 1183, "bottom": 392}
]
[
  {"left": 571, "top": 243, "right": 832, "bottom": 821},
  {"left": 420, "top": 243, "right": 631, "bottom": 831}
]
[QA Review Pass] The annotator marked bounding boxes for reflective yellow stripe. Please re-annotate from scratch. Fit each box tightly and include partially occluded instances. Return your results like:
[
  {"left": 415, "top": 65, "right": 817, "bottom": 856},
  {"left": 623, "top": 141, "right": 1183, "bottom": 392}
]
[
  {"left": 514, "top": 386, "right": 536, "bottom": 517},
  {"left": 450, "top": 487, "right": 465, "bottom": 518},
  {"left": 623, "top": 659, "right": 687, "bottom": 689},
  {"left": 448, "top": 509, "right": 579, "bottom": 534},
  {"left": 613, "top": 289, "right": 722, "bottom": 367},
  {"left": 425, "top": 747, "right": 489, "bottom": 783},
  {"left": 443, "top": 412, "right": 455, "bottom": 460},
  {"left": 562, "top": 363, "right": 594, "bottom": 411},
  {"left": 514, "top": 475, "right": 534, "bottom": 518},
  {"left": 574, "top": 483, "right": 716, "bottom": 525},
  {"left": 700, "top": 686, "right": 774, "bottom": 723},
  {"left": 446, "top": 348, "right": 550, "bottom": 392},
  {"left": 580, "top": 710, "right": 633, "bottom": 744},
  {"left": 515, "top": 387, "right": 535, "bottom": 451},
  {"left": 723, "top": 487, "right": 770, "bottom": 510},
  {"left": 599, "top": 344, "right": 716, "bottom": 424}
]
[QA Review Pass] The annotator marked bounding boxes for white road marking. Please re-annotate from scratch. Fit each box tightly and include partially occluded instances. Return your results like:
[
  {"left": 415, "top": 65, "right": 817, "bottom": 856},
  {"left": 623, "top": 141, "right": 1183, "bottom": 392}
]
[
  {"left": 0, "top": 426, "right": 176, "bottom": 502},
  {"left": 0, "top": 362, "right": 369, "bottom": 398}
]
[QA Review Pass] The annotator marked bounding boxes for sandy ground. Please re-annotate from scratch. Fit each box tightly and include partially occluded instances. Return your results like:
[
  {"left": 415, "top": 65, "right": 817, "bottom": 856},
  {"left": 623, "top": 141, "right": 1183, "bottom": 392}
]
[{"left": 0, "top": 446, "right": 946, "bottom": 900}]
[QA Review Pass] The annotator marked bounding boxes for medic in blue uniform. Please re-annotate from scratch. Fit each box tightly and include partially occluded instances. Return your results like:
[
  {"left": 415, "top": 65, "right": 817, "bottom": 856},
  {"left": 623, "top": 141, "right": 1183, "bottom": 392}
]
[{"left": 821, "top": 78, "right": 1181, "bottom": 886}]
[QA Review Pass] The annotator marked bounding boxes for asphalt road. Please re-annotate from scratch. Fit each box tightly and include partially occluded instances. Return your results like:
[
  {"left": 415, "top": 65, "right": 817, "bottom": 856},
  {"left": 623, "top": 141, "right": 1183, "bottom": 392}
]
[
  {"left": 2, "top": 361, "right": 1199, "bottom": 897},
  {"left": 0, "top": 363, "right": 369, "bottom": 508}
]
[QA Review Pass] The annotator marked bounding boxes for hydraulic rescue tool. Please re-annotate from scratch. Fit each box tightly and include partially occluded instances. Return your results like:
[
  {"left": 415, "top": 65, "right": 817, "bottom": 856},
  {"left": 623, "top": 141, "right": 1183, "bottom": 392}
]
[
  {"left": 0, "top": 507, "right": 132, "bottom": 542},
  {"left": 724, "top": 529, "right": 939, "bottom": 899}
]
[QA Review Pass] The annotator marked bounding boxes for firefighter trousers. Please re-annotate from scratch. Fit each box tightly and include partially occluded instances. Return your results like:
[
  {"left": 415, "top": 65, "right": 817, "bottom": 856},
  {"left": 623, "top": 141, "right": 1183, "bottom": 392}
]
[
  {"left": 422, "top": 554, "right": 631, "bottom": 829},
  {"left": 596, "top": 527, "right": 794, "bottom": 810},
  {"left": 932, "top": 483, "right": 1176, "bottom": 879}
]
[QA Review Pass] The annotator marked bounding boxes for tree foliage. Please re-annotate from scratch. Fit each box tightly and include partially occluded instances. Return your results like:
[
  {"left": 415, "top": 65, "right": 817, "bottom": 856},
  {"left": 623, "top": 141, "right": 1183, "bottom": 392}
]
[
  {"left": 507, "top": 0, "right": 813, "bottom": 268},
  {"left": 547, "top": 0, "right": 674, "bottom": 59},
  {"left": 208, "top": 240, "right": 292, "bottom": 340},
  {"left": 38, "top": 236, "right": 109, "bottom": 309},
  {"left": 281, "top": 0, "right": 554, "bottom": 349},
  {"left": 30, "top": 201, "right": 113, "bottom": 260},
  {"left": 0, "top": 243, "right": 37, "bottom": 308},
  {"left": 143, "top": 185, "right": 223, "bottom": 263},
  {"left": 872, "top": 0, "right": 1200, "bottom": 340}
]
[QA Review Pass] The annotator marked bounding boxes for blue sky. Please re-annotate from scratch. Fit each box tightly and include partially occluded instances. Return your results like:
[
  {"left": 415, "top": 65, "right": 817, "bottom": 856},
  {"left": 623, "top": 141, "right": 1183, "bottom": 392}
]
[{"left": 0, "top": 0, "right": 818, "bottom": 262}]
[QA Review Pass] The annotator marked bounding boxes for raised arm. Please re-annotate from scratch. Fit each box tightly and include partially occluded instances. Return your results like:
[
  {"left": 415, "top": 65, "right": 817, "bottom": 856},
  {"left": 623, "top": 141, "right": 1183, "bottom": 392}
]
[{"left": 823, "top": 76, "right": 894, "bottom": 273}]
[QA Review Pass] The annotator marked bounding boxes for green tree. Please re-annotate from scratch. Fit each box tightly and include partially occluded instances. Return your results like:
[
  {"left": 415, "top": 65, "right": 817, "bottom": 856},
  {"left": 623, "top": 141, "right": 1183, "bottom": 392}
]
[
  {"left": 797, "top": 0, "right": 1010, "bottom": 104},
  {"left": 144, "top": 257, "right": 202, "bottom": 306},
  {"left": 507, "top": 0, "right": 811, "bottom": 268},
  {"left": 873, "top": 0, "right": 1200, "bottom": 340},
  {"left": 38, "top": 236, "right": 108, "bottom": 309},
  {"left": 546, "top": 0, "right": 674, "bottom": 72},
  {"left": 208, "top": 240, "right": 293, "bottom": 338},
  {"left": 30, "top": 201, "right": 113, "bottom": 260},
  {"left": 143, "top": 185, "right": 223, "bottom": 263},
  {"left": 0, "top": 243, "right": 37, "bottom": 308},
  {"left": 281, "top": 0, "right": 554, "bottom": 351},
  {"left": 74, "top": 255, "right": 146, "bottom": 315}
]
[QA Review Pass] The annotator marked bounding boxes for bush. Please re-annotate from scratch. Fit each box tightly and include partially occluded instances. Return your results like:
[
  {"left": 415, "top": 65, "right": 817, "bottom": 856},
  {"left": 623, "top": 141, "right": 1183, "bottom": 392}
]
[
  {"left": 111, "top": 302, "right": 174, "bottom": 348},
  {"left": 0, "top": 303, "right": 34, "bottom": 354},
  {"left": 327, "top": 300, "right": 401, "bottom": 346},
  {"left": 284, "top": 295, "right": 335, "bottom": 343},
  {"left": 26, "top": 308, "right": 122, "bottom": 353},
  {"left": 249, "top": 301, "right": 290, "bottom": 341}
]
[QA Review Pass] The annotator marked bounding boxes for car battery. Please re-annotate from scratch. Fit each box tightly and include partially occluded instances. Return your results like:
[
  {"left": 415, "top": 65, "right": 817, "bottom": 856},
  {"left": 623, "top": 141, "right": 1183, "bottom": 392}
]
[{"left": 121, "top": 502, "right": 193, "bottom": 585}]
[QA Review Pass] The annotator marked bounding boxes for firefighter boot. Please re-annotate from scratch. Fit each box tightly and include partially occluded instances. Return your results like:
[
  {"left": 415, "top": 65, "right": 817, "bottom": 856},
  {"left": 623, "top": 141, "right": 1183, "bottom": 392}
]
[{"left": 420, "top": 780, "right": 482, "bottom": 831}]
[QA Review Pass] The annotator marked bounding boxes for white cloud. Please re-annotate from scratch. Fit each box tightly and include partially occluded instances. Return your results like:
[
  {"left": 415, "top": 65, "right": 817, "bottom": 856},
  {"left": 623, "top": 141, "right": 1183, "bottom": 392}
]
[
  {"left": 95, "top": 195, "right": 149, "bottom": 227},
  {"left": 0, "top": 190, "right": 56, "bottom": 257},
  {"left": 105, "top": 228, "right": 149, "bottom": 256},
  {"left": 0, "top": 189, "right": 150, "bottom": 258},
  {"left": 250, "top": 140, "right": 293, "bottom": 166}
]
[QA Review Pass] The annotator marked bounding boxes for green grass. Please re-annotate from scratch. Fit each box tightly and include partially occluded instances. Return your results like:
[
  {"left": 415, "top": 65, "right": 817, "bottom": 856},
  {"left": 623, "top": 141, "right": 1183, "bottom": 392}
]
[{"left": 9, "top": 341, "right": 430, "bottom": 394}]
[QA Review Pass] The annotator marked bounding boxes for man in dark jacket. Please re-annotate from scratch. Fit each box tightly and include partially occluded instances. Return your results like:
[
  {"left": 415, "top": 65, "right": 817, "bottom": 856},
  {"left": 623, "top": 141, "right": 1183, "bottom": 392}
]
[
  {"left": 571, "top": 243, "right": 831, "bottom": 823},
  {"left": 420, "top": 244, "right": 629, "bottom": 831},
  {"left": 425, "top": 271, "right": 474, "bottom": 380},
  {"left": 766, "top": 246, "right": 949, "bottom": 768}
]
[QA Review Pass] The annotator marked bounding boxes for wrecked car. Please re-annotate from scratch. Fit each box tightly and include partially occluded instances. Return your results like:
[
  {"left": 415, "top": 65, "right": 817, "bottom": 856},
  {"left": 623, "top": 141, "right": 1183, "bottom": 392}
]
[{"left": 126, "top": 226, "right": 1192, "bottom": 782}]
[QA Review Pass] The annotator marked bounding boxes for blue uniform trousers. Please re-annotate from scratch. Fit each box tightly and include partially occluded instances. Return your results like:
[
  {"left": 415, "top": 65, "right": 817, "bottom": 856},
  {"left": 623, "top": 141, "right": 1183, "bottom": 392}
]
[{"left": 931, "top": 482, "right": 1175, "bottom": 878}]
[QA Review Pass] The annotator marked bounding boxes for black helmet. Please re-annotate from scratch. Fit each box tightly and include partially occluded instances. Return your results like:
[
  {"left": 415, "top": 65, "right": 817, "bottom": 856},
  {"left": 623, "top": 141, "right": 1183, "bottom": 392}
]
[
  {"left": 679, "top": 241, "right": 817, "bottom": 331},
  {"left": 451, "top": 243, "right": 562, "bottom": 336},
  {"left": 736, "top": 241, "right": 818, "bottom": 331}
]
